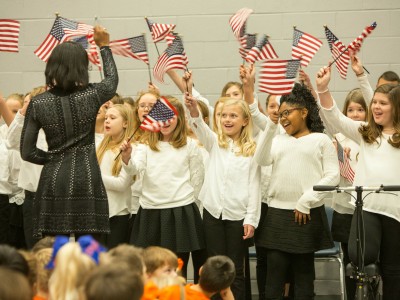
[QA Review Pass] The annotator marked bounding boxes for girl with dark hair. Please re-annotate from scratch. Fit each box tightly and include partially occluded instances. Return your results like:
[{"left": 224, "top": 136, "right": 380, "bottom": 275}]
[
  {"left": 254, "top": 83, "right": 339, "bottom": 300},
  {"left": 20, "top": 26, "right": 118, "bottom": 240},
  {"left": 317, "top": 64, "right": 400, "bottom": 300}
]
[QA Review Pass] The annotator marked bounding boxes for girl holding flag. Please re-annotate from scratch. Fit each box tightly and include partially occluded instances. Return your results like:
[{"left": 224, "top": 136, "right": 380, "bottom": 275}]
[
  {"left": 119, "top": 96, "right": 205, "bottom": 279},
  {"left": 316, "top": 64, "right": 400, "bottom": 299}
]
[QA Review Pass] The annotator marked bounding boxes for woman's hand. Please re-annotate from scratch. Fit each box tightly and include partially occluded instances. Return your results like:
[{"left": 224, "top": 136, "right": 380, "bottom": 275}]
[
  {"left": 120, "top": 140, "right": 132, "bottom": 165},
  {"left": 243, "top": 224, "right": 255, "bottom": 239},
  {"left": 294, "top": 209, "right": 311, "bottom": 225},
  {"left": 94, "top": 25, "right": 110, "bottom": 48}
]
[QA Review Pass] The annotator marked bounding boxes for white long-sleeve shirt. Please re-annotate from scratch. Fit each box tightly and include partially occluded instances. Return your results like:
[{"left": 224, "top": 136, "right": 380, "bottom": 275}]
[
  {"left": 357, "top": 74, "right": 374, "bottom": 104},
  {"left": 123, "top": 138, "right": 204, "bottom": 209},
  {"left": 6, "top": 111, "right": 47, "bottom": 192},
  {"left": 255, "top": 118, "right": 340, "bottom": 214},
  {"left": 188, "top": 115, "right": 261, "bottom": 228},
  {"left": 320, "top": 100, "right": 400, "bottom": 222},
  {"left": 100, "top": 150, "right": 134, "bottom": 217}
]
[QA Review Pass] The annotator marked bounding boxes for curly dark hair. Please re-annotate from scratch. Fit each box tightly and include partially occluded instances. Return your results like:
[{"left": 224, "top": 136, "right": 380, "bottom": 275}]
[{"left": 280, "top": 83, "right": 325, "bottom": 133}]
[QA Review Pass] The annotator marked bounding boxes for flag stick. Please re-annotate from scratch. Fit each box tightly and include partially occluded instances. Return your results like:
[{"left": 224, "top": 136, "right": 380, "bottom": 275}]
[
  {"left": 94, "top": 16, "right": 104, "bottom": 80},
  {"left": 328, "top": 47, "right": 370, "bottom": 74},
  {"left": 147, "top": 64, "right": 153, "bottom": 83},
  {"left": 144, "top": 17, "right": 161, "bottom": 57},
  {"left": 114, "top": 125, "right": 141, "bottom": 161},
  {"left": 142, "top": 32, "right": 153, "bottom": 83}
]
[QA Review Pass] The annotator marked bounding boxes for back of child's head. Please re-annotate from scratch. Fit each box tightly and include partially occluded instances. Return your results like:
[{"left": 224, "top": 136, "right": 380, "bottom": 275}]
[
  {"left": 377, "top": 71, "right": 400, "bottom": 86},
  {"left": 0, "top": 267, "right": 32, "bottom": 300},
  {"left": 280, "top": 83, "right": 324, "bottom": 133},
  {"left": 85, "top": 263, "right": 144, "bottom": 300},
  {"left": 217, "top": 98, "right": 256, "bottom": 157},
  {"left": 49, "top": 242, "right": 96, "bottom": 300},
  {"left": 143, "top": 246, "right": 178, "bottom": 277},
  {"left": 35, "top": 248, "right": 53, "bottom": 295},
  {"left": 199, "top": 255, "right": 236, "bottom": 294},
  {"left": 18, "top": 250, "right": 36, "bottom": 290},
  {"left": 105, "top": 244, "right": 144, "bottom": 275},
  {"left": 0, "top": 244, "right": 29, "bottom": 276},
  {"left": 32, "top": 236, "right": 55, "bottom": 253}
]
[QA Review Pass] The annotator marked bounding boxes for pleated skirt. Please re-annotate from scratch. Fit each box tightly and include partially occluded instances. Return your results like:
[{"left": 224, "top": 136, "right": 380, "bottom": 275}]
[
  {"left": 130, "top": 203, "right": 205, "bottom": 253},
  {"left": 255, "top": 205, "right": 333, "bottom": 253}
]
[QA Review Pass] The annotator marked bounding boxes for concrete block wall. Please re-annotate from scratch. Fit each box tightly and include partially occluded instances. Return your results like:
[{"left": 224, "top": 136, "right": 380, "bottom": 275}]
[{"left": 1, "top": 0, "right": 400, "bottom": 110}]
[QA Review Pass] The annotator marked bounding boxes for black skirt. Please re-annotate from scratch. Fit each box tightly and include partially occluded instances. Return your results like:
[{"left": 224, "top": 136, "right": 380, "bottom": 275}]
[
  {"left": 331, "top": 211, "right": 352, "bottom": 243},
  {"left": 130, "top": 203, "right": 205, "bottom": 253},
  {"left": 255, "top": 206, "right": 333, "bottom": 253}
]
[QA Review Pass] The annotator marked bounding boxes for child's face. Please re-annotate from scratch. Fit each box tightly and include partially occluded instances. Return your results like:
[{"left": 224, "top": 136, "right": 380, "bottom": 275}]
[
  {"left": 104, "top": 107, "right": 127, "bottom": 139},
  {"left": 137, "top": 93, "right": 157, "bottom": 122},
  {"left": 266, "top": 96, "right": 279, "bottom": 117},
  {"left": 160, "top": 116, "right": 178, "bottom": 142},
  {"left": 152, "top": 264, "right": 177, "bottom": 279},
  {"left": 371, "top": 92, "right": 393, "bottom": 129},
  {"left": 214, "top": 102, "right": 225, "bottom": 130},
  {"left": 220, "top": 104, "right": 248, "bottom": 141},
  {"left": 346, "top": 101, "right": 366, "bottom": 121},
  {"left": 278, "top": 102, "right": 307, "bottom": 138},
  {"left": 225, "top": 85, "right": 243, "bottom": 100},
  {"left": 6, "top": 98, "right": 22, "bottom": 116}
]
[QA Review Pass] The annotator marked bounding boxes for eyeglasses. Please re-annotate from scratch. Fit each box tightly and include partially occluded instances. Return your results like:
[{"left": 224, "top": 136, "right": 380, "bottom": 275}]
[
  {"left": 138, "top": 103, "right": 155, "bottom": 110},
  {"left": 278, "top": 108, "right": 303, "bottom": 119}
]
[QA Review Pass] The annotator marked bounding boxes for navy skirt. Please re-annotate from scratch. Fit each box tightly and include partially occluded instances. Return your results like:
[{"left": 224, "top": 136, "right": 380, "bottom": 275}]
[{"left": 130, "top": 202, "right": 205, "bottom": 253}]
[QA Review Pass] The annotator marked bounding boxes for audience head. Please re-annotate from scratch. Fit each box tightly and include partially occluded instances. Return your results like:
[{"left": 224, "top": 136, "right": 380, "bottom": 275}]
[
  {"left": 45, "top": 41, "right": 89, "bottom": 92},
  {"left": 143, "top": 246, "right": 178, "bottom": 279},
  {"left": 85, "top": 263, "right": 144, "bottom": 300},
  {"left": 0, "top": 244, "right": 29, "bottom": 276},
  {"left": 0, "top": 267, "right": 32, "bottom": 300},
  {"left": 198, "top": 255, "right": 236, "bottom": 294}
]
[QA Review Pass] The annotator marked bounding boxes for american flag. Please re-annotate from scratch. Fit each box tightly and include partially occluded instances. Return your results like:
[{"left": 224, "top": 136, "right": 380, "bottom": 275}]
[
  {"left": 110, "top": 34, "right": 149, "bottom": 64},
  {"left": 165, "top": 31, "right": 178, "bottom": 46},
  {"left": 259, "top": 59, "right": 300, "bottom": 95},
  {"left": 153, "top": 36, "right": 188, "bottom": 83},
  {"left": 34, "top": 16, "right": 93, "bottom": 62},
  {"left": 145, "top": 17, "right": 176, "bottom": 43},
  {"left": 347, "top": 22, "right": 377, "bottom": 53},
  {"left": 239, "top": 33, "right": 257, "bottom": 59},
  {"left": 336, "top": 138, "right": 355, "bottom": 183},
  {"left": 229, "top": 7, "right": 253, "bottom": 40},
  {"left": 72, "top": 35, "right": 101, "bottom": 70},
  {"left": 0, "top": 19, "right": 20, "bottom": 53},
  {"left": 245, "top": 34, "right": 278, "bottom": 63},
  {"left": 324, "top": 26, "right": 350, "bottom": 79},
  {"left": 291, "top": 28, "right": 322, "bottom": 67},
  {"left": 140, "top": 96, "right": 179, "bottom": 132}
]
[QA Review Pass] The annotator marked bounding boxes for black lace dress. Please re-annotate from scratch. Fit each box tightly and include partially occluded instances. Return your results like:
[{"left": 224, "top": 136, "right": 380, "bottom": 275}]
[{"left": 20, "top": 47, "right": 118, "bottom": 238}]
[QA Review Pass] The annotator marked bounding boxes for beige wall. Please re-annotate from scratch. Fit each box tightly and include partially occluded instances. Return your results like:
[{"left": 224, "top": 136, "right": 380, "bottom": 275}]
[{"left": 1, "top": 0, "right": 400, "bottom": 109}]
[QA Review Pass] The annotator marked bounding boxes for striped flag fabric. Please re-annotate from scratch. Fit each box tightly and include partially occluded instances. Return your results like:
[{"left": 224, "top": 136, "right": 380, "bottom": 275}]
[
  {"left": 34, "top": 16, "right": 93, "bottom": 62},
  {"left": 324, "top": 26, "right": 350, "bottom": 79},
  {"left": 153, "top": 36, "right": 188, "bottom": 83},
  {"left": 347, "top": 22, "right": 377, "bottom": 53},
  {"left": 110, "top": 34, "right": 149, "bottom": 64},
  {"left": 239, "top": 33, "right": 257, "bottom": 59},
  {"left": 165, "top": 31, "right": 178, "bottom": 46},
  {"left": 259, "top": 59, "right": 300, "bottom": 95},
  {"left": 72, "top": 35, "right": 101, "bottom": 70},
  {"left": 0, "top": 19, "right": 20, "bottom": 53},
  {"left": 245, "top": 34, "right": 278, "bottom": 63},
  {"left": 291, "top": 28, "right": 322, "bottom": 67},
  {"left": 229, "top": 7, "right": 253, "bottom": 40},
  {"left": 140, "top": 96, "right": 179, "bottom": 132},
  {"left": 145, "top": 17, "right": 176, "bottom": 43},
  {"left": 335, "top": 138, "right": 355, "bottom": 183}
]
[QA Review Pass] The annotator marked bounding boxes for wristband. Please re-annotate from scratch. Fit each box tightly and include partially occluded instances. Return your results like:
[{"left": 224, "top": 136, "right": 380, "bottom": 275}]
[{"left": 317, "top": 88, "right": 329, "bottom": 94}]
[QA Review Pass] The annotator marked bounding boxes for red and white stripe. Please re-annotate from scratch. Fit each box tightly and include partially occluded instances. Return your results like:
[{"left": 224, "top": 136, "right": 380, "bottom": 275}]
[
  {"left": 110, "top": 39, "right": 149, "bottom": 64},
  {"left": 229, "top": 7, "right": 253, "bottom": 40},
  {"left": 153, "top": 52, "right": 188, "bottom": 83},
  {"left": 291, "top": 30, "right": 322, "bottom": 67},
  {"left": 331, "top": 41, "right": 350, "bottom": 79},
  {"left": 0, "top": 19, "right": 20, "bottom": 53},
  {"left": 259, "top": 60, "right": 299, "bottom": 95}
]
